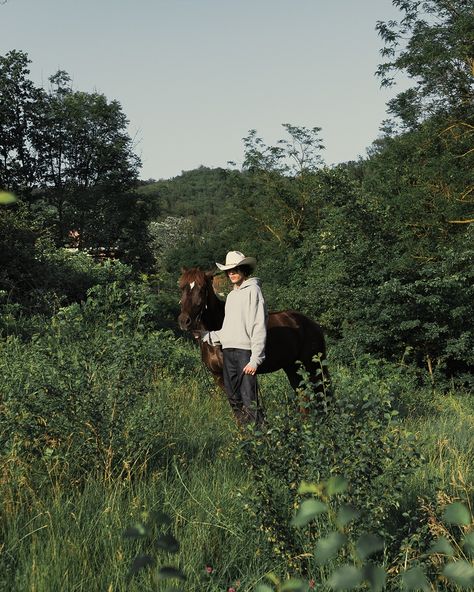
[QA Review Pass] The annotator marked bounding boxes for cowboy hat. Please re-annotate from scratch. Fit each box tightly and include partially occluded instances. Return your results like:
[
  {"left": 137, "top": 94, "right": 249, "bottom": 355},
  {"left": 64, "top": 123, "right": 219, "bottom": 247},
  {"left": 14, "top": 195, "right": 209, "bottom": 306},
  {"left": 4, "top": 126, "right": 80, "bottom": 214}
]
[{"left": 216, "top": 250, "right": 257, "bottom": 271}]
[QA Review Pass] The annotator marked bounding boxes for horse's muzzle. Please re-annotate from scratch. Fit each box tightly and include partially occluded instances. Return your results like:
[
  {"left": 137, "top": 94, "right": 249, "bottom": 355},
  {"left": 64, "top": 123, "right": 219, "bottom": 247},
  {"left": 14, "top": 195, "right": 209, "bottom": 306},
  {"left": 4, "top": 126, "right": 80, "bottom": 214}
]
[{"left": 178, "top": 313, "right": 192, "bottom": 331}]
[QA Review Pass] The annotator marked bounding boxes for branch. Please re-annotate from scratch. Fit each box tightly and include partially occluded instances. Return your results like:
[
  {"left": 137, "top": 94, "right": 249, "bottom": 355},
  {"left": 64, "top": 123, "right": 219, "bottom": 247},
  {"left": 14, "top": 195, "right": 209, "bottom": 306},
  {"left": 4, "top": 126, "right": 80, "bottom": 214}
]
[
  {"left": 245, "top": 210, "right": 282, "bottom": 243},
  {"left": 456, "top": 147, "right": 474, "bottom": 158},
  {"left": 456, "top": 186, "right": 474, "bottom": 203}
]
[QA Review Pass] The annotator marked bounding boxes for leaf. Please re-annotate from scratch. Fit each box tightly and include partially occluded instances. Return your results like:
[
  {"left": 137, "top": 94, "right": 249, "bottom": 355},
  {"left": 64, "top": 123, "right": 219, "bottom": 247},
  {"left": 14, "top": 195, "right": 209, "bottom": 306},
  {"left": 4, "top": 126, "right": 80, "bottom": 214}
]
[
  {"left": 255, "top": 586, "right": 274, "bottom": 592},
  {"left": 336, "top": 504, "right": 360, "bottom": 528},
  {"left": 463, "top": 531, "right": 474, "bottom": 556},
  {"left": 400, "top": 566, "right": 430, "bottom": 591},
  {"left": 327, "top": 565, "right": 363, "bottom": 590},
  {"left": 128, "top": 554, "right": 155, "bottom": 578},
  {"left": 156, "top": 533, "right": 180, "bottom": 553},
  {"left": 157, "top": 566, "right": 186, "bottom": 581},
  {"left": 298, "top": 481, "right": 323, "bottom": 495},
  {"left": 443, "top": 502, "right": 471, "bottom": 526},
  {"left": 362, "top": 564, "right": 386, "bottom": 592},
  {"left": 356, "top": 533, "right": 384, "bottom": 560},
  {"left": 326, "top": 476, "right": 348, "bottom": 496},
  {"left": 428, "top": 536, "right": 454, "bottom": 556},
  {"left": 123, "top": 523, "right": 148, "bottom": 538},
  {"left": 315, "top": 531, "right": 347, "bottom": 565},
  {"left": 0, "top": 191, "right": 17, "bottom": 204},
  {"left": 280, "top": 578, "right": 307, "bottom": 591},
  {"left": 265, "top": 572, "right": 280, "bottom": 586},
  {"left": 443, "top": 561, "right": 474, "bottom": 588},
  {"left": 149, "top": 510, "right": 172, "bottom": 526},
  {"left": 291, "top": 498, "right": 328, "bottom": 527}
]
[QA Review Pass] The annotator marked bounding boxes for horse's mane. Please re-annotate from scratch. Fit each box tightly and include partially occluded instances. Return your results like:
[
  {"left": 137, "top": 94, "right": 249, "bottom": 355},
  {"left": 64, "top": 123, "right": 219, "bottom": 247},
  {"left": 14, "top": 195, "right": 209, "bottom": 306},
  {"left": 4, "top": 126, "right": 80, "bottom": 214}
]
[{"left": 178, "top": 268, "right": 211, "bottom": 290}]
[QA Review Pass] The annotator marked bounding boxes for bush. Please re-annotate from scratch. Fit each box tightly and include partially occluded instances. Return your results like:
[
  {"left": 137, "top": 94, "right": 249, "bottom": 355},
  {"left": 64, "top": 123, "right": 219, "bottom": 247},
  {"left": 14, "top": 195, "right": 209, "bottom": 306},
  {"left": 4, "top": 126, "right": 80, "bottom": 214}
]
[
  {"left": 0, "top": 282, "right": 199, "bottom": 484},
  {"left": 238, "top": 357, "right": 423, "bottom": 574}
]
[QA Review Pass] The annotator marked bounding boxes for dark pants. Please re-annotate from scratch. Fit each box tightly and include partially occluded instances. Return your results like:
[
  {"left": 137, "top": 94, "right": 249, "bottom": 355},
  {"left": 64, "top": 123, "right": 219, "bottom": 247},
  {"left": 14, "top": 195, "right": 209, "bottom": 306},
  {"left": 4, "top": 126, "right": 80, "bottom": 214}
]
[{"left": 222, "top": 348, "right": 263, "bottom": 425}]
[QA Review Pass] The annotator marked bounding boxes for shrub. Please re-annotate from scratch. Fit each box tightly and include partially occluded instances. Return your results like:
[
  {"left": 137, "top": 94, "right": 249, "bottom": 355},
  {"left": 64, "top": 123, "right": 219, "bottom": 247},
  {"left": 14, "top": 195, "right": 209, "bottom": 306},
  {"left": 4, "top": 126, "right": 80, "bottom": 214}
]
[
  {"left": 238, "top": 357, "right": 423, "bottom": 574},
  {"left": 0, "top": 282, "right": 199, "bottom": 484}
]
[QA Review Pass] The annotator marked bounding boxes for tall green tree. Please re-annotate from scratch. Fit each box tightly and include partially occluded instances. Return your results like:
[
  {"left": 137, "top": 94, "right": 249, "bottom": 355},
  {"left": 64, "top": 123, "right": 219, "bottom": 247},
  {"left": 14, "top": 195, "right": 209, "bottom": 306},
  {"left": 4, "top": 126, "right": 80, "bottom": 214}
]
[
  {"left": 376, "top": 0, "right": 473, "bottom": 127},
  {"left": 239, "top": 124, "right": 326, "bottom": 246},
  {"left": 0, "top": 51, "right": 147, "bottom": 263},
  {"left": 32, "top": 69, "right": 141, "bottom": 246},
  {"left": 0, "top": 50, "right": 44, "bottom": 194}
]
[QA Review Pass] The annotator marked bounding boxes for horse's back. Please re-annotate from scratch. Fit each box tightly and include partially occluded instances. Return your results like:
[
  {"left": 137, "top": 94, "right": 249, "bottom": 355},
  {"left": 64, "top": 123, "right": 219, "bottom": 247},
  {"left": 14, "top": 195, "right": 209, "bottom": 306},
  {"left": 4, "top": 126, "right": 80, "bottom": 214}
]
[{"left": 259, "top": 309, "right": 325, "bottom": 373}]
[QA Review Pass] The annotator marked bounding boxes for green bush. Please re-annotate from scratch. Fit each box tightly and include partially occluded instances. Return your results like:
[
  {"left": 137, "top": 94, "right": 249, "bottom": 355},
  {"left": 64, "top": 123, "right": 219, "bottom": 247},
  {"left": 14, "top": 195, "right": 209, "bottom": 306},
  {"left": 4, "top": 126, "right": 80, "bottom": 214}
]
[
  {"left": 238, "top": 357, "right": 423, "bottom": 574},
  {"left": 0, "top": 282, "right": 199, "bottom": 484}
]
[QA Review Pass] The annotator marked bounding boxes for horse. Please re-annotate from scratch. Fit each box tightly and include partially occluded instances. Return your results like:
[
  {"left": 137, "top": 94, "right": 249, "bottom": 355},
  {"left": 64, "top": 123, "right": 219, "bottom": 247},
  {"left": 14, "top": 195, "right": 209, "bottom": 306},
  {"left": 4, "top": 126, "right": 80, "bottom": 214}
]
[{"left": 177, "top": 268, "right": 328, "bottom": 409}]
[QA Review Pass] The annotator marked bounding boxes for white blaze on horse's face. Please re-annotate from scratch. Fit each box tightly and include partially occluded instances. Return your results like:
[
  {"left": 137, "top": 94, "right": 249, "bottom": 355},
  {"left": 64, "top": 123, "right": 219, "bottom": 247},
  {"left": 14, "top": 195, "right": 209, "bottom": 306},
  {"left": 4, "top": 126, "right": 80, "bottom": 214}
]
[{"left": 189, "top": 282, "right": 195, "bottom": 290}]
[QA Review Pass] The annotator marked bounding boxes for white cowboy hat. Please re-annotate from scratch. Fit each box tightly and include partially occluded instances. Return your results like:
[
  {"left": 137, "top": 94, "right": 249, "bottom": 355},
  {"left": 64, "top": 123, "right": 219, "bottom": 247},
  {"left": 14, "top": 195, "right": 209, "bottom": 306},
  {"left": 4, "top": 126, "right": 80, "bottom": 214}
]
[{"left": 216, "top": 250, "right": 257, "bottom": 271}]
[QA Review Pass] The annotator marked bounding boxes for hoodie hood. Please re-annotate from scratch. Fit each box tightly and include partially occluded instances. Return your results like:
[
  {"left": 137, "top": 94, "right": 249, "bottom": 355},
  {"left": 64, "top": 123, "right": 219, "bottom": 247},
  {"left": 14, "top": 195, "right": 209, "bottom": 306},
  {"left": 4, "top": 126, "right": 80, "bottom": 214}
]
[{"left": 236, "top": 276, "right": 261, "bottom": 290}]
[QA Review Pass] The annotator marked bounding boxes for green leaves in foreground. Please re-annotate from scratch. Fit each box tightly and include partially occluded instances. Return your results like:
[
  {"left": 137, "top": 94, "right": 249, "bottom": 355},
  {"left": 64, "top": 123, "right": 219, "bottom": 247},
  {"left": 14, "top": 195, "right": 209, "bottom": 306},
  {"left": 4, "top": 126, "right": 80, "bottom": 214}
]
[
  {"left": 292, "top": 476, "right": 348, "bottom": 528},
  {"left": 443, "top": 561, "right": 474, "bottom": 588},
  {"left": 291, "top": 498, "right": 328, "bottom": 527},
  {"left": 123, "top": 510, "right": 185, "bottom": 584},
  {"left": 355, "top": 533, "right": 384, "bottom": 560},
  {"left": 0, "top": 191, "right": 16, "bottom": 204},
  {"left": 327, "top": 565, "right": 363, "bottom": 590},
  {"left": 400, "top": 566, "right": 430, "bottom": 591},
  {"left": 127, "top": 554, "right": 155, "bottom": 580},
  {"left": 443, "top": 501, "right": 471, "bottom": 526},
  {"left": 315, "top": 531, "right": 347, "bottom": 565}
]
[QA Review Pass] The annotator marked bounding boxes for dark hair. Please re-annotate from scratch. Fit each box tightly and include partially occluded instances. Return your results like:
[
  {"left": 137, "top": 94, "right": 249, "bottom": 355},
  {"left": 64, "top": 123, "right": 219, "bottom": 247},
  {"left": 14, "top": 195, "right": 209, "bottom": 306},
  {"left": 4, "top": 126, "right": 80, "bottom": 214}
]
[
  {"left": 238, "top": 264, "right": 252, "bottom": 277},
  {"left": 226, "top": 264, "right": 253, "bottom": 278}
]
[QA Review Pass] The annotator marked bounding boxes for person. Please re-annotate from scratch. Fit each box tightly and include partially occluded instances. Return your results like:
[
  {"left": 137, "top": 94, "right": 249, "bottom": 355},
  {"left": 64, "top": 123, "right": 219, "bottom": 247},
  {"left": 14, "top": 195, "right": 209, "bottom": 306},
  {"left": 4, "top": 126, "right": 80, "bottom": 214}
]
[{"left": 203, "top": 251, "right": 267, "bottom": 425}]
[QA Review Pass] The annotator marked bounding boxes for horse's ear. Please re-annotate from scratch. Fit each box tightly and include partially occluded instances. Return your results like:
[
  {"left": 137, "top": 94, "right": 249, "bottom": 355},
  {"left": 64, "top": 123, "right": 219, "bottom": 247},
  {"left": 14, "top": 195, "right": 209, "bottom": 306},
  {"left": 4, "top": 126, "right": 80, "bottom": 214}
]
[
  {"left": 205, "top": 270, "right": 215, "bottom": 279},
  {"left": 181, "top": 266, "right": 188, "bottom": 273}
]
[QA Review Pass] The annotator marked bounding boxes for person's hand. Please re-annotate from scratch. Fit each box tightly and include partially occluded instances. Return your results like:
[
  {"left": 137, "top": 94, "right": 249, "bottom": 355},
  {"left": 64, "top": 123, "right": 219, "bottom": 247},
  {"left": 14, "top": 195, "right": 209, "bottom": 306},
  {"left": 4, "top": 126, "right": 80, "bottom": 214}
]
[
  {"left": 243, "top": 364, "right": 257, "bottom": 375},
  {"left": 192, "top": 330, "right": 208, "bottom": 341}
]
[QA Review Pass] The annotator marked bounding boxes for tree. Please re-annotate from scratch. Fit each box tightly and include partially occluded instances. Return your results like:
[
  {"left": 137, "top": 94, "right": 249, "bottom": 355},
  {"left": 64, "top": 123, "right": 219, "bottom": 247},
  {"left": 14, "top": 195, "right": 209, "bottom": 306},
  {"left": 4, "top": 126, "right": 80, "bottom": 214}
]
[
  {"left": 0, "top": 50, "right": 45, "bottom": 194},
  {"left": 32, "top": 72, "right": 141, "bottom": 246},
  {"left": 376, "top": 0, "right": 474, "bottom": 127},
  {"left": 0, "top": 51, "right": 147, "bottom": 262},
  {"left": 239, "top": 124, "right": 326, "bottom": 246}
]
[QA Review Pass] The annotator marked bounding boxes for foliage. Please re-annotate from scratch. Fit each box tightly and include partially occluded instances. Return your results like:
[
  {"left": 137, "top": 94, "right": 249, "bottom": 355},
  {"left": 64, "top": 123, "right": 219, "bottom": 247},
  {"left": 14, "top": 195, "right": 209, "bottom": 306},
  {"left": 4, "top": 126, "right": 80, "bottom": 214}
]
[
  {"left": 148, "top": 215, "right": 193, "bottom": 267},
  {"left": 0, "top": 50, "right": 152, "bottom": 265},
  {"left": 238, "top": 357, "right": 423, "bottom": 576},
  {"left": 0, "top": 280, "right": 198, "bottom": 482},
  {"left": 0, "top": 207, "right": 138, "bottom": 335},
  {"left": 376, "top": 0, "right": 474, "bottom": 127},
  {"left": 137, "top": 166, "right": 236, "bottom": 235}
]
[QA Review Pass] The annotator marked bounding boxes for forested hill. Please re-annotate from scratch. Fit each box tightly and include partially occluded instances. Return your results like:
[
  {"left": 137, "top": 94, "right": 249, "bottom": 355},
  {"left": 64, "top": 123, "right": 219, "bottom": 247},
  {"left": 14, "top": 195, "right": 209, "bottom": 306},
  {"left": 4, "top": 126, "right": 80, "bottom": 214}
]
[{"left": 136, "top": 166, "right": 236, "bottom": 234}]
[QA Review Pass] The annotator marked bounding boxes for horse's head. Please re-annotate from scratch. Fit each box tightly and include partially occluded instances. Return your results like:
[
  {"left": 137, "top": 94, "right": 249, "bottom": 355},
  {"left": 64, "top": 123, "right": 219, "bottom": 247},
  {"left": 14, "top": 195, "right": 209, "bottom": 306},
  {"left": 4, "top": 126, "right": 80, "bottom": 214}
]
[{"left": 178, "top": 268, "right": 213, "bottom": 331}]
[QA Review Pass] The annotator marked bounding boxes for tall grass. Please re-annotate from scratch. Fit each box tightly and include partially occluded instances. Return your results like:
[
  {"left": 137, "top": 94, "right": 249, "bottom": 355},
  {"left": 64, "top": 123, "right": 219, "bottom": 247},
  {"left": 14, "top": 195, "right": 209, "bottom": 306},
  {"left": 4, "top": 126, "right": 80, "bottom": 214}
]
[
  {"left": 405, "top": 390, "right": 474, "bottom": 504},
  {"left": 1, "top": 308, "right": 473, "bottom": 591},
  {"left": 1, "top": 372, "right": 262, "bottom": 591}
]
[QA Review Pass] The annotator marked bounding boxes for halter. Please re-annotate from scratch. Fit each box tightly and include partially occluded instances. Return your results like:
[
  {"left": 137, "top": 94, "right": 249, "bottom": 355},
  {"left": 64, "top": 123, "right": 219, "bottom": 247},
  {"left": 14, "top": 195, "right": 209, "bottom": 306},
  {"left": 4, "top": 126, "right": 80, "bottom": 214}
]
[{"left": 190, "top": 280, "right": 208, "bottom": 330}]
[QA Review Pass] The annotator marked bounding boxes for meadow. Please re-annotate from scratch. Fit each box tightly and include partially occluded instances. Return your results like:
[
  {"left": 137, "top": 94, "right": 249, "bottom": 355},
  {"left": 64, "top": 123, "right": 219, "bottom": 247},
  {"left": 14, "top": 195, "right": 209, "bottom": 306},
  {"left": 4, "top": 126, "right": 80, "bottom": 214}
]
[{"left": 1, "top": 282, "right": 472, "bottom": 592}]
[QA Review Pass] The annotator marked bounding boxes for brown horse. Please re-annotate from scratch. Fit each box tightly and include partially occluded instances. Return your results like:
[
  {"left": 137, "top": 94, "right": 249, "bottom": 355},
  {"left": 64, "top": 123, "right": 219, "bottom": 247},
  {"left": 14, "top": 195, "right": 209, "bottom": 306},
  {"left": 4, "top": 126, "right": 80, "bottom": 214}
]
[{"left": 178, "top": 268, "right": 327, "bottom": 401}]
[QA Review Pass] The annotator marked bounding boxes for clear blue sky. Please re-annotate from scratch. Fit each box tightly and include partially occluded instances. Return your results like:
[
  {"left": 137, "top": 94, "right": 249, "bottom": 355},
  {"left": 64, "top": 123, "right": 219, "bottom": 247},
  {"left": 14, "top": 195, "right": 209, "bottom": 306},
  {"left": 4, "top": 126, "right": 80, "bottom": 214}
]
[{"left": 1, "top": 0, "right": 408, "bottom": 180}]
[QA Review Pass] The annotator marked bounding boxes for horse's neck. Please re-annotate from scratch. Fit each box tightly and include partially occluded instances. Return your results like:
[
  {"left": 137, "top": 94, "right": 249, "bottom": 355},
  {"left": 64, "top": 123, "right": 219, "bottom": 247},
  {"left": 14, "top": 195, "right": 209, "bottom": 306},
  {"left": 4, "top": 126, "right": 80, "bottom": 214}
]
[{"left": 202, "top": 281, "right": 225, "bottom": 330}]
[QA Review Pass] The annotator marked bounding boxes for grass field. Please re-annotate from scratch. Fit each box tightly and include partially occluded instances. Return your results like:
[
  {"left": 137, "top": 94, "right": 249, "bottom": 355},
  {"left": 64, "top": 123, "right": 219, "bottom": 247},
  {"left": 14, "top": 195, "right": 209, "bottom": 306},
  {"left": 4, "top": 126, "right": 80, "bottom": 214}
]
[{"left": 1, "top": 337, "right": 473, "bottom": 591}]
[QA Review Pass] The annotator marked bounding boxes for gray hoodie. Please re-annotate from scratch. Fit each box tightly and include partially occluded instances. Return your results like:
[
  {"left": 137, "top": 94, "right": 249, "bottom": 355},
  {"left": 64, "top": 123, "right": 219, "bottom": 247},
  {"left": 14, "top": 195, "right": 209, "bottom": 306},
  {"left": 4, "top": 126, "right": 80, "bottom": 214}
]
[{"left": 209, "top": 277, "right": 267, "bottom": 368}]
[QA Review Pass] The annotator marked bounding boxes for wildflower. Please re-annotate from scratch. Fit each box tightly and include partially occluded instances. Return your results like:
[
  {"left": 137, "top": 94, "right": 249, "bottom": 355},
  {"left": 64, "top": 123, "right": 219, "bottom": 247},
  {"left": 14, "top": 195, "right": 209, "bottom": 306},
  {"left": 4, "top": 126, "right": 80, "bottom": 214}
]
[
  {"left": 309, "top": 579, "right": 315, "bottom": 589},
  {"left": 205, "top": 565, "right": 213, "bottom": 574},
  {"left": 227, "top": 588, "right": 236, "bottom": 592}
]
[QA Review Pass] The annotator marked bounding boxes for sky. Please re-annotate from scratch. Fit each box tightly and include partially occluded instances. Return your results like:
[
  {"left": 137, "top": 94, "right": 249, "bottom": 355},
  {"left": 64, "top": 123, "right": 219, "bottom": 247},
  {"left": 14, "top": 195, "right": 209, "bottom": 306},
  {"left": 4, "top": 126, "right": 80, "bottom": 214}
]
[{"left": 1, "top": 0, "right": 409, "bottom": 181}]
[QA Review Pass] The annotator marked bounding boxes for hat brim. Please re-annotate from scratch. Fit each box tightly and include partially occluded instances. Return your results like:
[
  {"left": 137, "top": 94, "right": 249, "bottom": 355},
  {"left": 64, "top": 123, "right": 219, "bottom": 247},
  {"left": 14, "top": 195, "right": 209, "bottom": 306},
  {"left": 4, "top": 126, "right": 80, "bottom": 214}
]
[{"left": 216, "top": 256, "right": 256, "bottom": 271}]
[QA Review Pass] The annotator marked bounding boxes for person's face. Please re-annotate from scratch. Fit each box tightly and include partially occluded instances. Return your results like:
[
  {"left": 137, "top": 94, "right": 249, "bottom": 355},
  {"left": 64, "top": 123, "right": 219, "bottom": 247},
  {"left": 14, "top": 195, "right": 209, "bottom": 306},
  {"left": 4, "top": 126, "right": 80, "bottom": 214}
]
[{"left": 226, "top": 267, "right": 246, "bottom": 287}]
